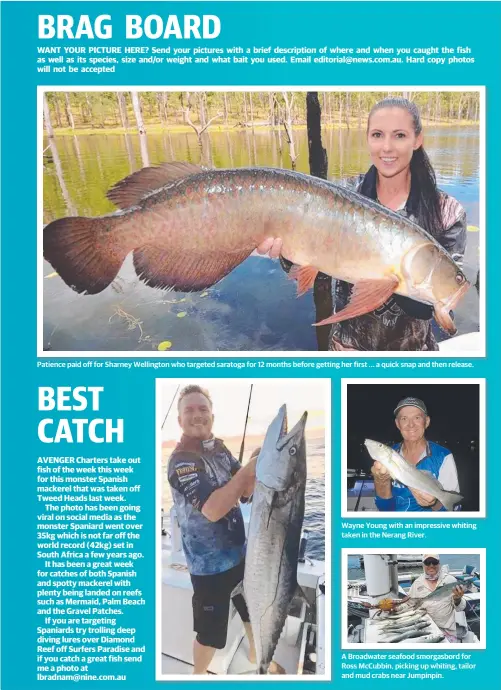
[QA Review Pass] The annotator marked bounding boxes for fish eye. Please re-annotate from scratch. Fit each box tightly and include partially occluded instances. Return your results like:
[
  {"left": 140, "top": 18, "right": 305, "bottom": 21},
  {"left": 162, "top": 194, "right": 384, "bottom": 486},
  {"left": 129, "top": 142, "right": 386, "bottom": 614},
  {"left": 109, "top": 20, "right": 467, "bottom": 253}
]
[
  {"left": 289, "top": 446, "right": 297, "bottom": 456},
  {"left": 456, "top": 274, "right": 465, "bottom": 285}
]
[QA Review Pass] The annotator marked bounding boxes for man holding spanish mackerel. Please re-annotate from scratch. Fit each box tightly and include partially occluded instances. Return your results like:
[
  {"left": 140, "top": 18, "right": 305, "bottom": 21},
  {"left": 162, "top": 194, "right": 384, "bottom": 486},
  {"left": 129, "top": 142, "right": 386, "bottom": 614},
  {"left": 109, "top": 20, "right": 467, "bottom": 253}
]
[
  {"left": 43, "top": 162, "right": 469, "bottom": 335},
  {"left": 366, "top": 397, "right": 462, "bottom": 511},
  {"left": 167, "top": 384, "right": 259, "bottom": 674}
]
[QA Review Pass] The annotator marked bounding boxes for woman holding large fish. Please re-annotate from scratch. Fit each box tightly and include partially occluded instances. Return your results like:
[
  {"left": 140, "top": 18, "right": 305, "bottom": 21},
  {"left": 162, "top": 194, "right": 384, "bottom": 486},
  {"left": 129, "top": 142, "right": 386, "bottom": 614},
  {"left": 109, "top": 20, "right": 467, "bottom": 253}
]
[
  {"left": 280, "top": 97, "right": 468, "bottom": 351},
  {"left": 43, "top": 101, "right": 469, "bottom": 351}
]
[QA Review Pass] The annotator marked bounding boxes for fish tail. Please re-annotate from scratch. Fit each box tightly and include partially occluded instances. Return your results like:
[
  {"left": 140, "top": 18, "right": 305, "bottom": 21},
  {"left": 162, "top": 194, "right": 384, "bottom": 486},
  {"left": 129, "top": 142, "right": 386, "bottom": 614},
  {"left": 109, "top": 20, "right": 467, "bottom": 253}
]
[
  {"left": 44, "top": 216, "right": 128, "bottom": 294},
  {"left": 439, "top": 490, "right": 464, "bottom": 512}
]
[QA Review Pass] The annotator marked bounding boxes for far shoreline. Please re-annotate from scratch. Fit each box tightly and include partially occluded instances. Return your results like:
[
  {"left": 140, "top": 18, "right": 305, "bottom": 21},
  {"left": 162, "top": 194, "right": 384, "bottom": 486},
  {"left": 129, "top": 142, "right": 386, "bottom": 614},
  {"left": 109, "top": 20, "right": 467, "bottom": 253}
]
[{"left": 44, "top": 119, "right": 480, "bottom": 139}]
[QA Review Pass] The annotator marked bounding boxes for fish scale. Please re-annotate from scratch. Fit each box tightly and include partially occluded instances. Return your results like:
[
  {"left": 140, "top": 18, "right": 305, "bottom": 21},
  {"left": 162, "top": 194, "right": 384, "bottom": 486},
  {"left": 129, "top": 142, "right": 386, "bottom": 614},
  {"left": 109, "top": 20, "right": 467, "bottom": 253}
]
[
  {"left": 364, "top": 439, "right": 464, "bottom": 511},
  {"left": 243, "top": 405, "right": 307, "bottom": 674},
  {"left": 43, "top": 164, "right": 469, "bottom": 332}
]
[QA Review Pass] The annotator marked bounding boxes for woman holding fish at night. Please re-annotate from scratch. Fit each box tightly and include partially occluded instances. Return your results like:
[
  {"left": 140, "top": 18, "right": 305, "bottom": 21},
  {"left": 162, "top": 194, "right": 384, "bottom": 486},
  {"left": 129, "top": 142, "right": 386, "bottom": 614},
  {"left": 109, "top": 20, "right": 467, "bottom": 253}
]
[{"left": 277, "top": 97, "right": 467, "bottom": 351}]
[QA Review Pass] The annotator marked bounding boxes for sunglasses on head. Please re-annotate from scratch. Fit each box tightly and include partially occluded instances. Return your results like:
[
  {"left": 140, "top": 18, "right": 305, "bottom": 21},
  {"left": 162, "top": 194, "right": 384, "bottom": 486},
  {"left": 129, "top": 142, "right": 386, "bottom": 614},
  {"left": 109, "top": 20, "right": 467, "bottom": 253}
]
[{"left": 423, "top": 559, "right": 439, "bottom": 566}]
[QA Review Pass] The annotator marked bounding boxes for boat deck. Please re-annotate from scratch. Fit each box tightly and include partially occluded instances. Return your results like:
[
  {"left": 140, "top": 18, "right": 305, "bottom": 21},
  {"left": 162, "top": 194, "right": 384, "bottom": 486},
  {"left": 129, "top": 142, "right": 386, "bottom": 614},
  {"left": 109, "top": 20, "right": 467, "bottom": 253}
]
[{"left": 161, "top": 615, "right": 304, "bottom": 676}]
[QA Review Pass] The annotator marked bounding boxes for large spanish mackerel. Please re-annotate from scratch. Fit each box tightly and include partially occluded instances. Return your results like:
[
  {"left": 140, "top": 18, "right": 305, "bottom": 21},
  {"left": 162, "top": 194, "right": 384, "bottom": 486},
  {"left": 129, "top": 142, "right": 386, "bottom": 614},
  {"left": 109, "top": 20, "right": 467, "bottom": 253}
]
[
  {"left": 244, "top": 404, "right": 307, "bottom": 674},
  {"left": 43, "top": 163, "right": 469, "bottom": 331}
]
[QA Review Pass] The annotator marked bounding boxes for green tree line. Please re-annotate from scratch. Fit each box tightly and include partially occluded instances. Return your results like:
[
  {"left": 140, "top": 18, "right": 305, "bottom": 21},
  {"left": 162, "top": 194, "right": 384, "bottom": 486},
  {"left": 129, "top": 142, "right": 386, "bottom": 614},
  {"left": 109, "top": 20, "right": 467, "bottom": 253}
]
[{"left": 44, "top": 91, "right": 480, "bottom": 133}]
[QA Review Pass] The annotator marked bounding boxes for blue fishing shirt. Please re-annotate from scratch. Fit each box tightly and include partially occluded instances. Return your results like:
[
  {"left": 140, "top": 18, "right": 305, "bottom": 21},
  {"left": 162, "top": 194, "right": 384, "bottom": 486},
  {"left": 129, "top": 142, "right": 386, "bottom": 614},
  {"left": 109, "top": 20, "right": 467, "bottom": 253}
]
[
  {"left": 375, "top": 441, "right": 461, "bottom": 512},
  {"left": 168, "top": 435, "right": 247, "bottom": 576}
]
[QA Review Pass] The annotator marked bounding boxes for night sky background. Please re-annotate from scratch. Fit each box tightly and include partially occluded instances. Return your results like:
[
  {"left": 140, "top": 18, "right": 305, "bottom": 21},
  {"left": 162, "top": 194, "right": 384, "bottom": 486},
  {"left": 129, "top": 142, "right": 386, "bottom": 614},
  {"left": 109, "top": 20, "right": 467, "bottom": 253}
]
[{"left": 346, "top": 383, "right": 480, "bottom": 511}]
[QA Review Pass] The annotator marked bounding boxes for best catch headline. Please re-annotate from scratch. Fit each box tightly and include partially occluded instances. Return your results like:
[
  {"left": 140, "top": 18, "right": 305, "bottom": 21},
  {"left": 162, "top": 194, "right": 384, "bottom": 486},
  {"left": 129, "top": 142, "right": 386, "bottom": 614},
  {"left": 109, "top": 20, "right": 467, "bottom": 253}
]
[
  {"left": 38, "top": 387, "right": 124, "bottom": 444},
  {"left": 38, "top": 14, "right": 221, "bottom": 40}
]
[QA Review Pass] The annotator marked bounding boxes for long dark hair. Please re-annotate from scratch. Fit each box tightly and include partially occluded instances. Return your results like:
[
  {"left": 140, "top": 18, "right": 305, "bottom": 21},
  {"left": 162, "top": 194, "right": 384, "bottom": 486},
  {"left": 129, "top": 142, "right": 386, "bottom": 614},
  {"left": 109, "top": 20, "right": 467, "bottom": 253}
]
[{"left": 359, "top": 97, "right": 444, "bottom": 237}]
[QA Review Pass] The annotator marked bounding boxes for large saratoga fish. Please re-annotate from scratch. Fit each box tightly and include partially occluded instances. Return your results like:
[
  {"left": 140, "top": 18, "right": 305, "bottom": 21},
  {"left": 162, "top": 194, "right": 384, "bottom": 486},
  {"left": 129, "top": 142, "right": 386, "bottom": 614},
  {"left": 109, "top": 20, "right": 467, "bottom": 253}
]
[
  {"left": 243, "top": 404, "right": 307, "bottom": 674},
  {"left": 43, "top": 164, "right": 469, "bottom": 332},
  {"left": 364, "top": 439, "right": 463, "bottom": 511}
]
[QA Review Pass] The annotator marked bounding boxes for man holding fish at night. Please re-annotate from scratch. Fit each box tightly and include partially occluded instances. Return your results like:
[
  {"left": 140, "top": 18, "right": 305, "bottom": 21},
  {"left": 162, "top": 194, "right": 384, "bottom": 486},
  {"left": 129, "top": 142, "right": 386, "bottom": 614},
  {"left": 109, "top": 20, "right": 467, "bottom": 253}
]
[
  {"left": 365, "top": 397, "right": 463, "bottom": 512},
  {"left": 406, "top": 555, "right": 466, "bottom": 641}
]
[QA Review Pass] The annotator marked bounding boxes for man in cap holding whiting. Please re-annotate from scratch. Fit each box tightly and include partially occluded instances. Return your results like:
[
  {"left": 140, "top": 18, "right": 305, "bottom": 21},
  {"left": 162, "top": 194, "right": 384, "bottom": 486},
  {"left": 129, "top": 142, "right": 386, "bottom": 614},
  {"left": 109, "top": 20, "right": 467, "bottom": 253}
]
[
  {"left": 371, "top": 396, "right": 461, "bottom": 511},
  {"left": 407, "top": 554, "right": 465, "bottom": 641}
]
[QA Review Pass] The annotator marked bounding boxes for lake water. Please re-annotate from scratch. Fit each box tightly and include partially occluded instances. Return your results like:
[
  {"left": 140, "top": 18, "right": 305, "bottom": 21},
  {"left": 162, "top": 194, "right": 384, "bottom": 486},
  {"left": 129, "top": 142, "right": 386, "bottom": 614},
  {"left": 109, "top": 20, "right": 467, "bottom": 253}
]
[{"left": 43, "top": 126, "right": 480, "bottom": 352}]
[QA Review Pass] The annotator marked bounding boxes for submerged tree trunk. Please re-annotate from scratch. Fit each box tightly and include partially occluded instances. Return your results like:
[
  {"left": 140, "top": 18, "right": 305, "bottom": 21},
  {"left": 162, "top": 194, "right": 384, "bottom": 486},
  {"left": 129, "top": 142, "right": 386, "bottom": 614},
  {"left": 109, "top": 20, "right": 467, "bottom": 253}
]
[
  {"left": 243, "top": 92, "right": 248, "bottom": 123},
  {"left": 198, "top": 93, "right": 207, "bottom": 129},
  {"left": 53, "top": 96, "right": 62, "bottom": 128},
  {"left": 269, "top": 92, "right": 275, "bottom": 128},
  {"left": 131, "top": 91, "right": 146, "bottom": 134},
  {"left": 47, "top": 136, "right": 77, "bottom": 215},
  {"left": 117, "top": 92, "right": 129, "bottom": 130},
  {"left": 249, "top": 93, "right": 254, "bottom": 130},
  {"left": 184, "top": 91, "right": 222, "bottom": 146},
  {"left": 43, "top": 94, "right": 55, "bottom": 138},
  {"left": 306, "top": 92, "right": 332, "bottom": 351},
  {"left": 85, "top": 94, "right": 93, "bottom": 124},
  {"left": 282, "top": 92, "right": 297, "bottom": 169},
  {"left": 64, "top": 93, "right": 75, "bottom": 130},
  {"left": 162, "top": 93, "right": 169, "bottom": 124}
]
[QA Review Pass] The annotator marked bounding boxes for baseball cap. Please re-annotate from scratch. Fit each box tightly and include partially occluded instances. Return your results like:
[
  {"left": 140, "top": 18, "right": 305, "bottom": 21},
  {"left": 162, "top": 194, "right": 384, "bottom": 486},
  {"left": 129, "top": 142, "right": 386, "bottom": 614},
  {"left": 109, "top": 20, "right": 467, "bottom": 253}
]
[
  {"left": 422, "top": 554, "right": 440, "bottom": 562},
  {"left": 394, "top": 397, "right": 428, "bottom": 416}
]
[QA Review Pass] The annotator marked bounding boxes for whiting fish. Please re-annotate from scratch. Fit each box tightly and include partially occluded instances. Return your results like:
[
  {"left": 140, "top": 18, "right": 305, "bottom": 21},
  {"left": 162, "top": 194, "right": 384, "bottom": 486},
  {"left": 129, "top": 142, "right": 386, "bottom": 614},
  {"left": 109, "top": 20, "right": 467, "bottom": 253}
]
[
  {"left": 364, "top": 439, "right": 463, "bottom": 511},
  {"left": 409, "top": 634, "right": 445, "bottom": 643},
  {"left": 382, "top": 620, "right": 431, "bottom": 635},
  {"left": 384, "top": 626, "right": 432, "bottom": 643}
]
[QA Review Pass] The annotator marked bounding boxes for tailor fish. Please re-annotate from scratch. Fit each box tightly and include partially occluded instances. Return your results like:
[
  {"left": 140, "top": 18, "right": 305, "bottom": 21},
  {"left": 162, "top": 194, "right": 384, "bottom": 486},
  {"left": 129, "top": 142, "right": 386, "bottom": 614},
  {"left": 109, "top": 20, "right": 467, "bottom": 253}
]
[
  {"left": 364, "top": 439, "right": 463, "bottom": 511},
  {"left": 409, "top": 581, "right": 462, "bottom": 602},
  {"left": 381, "top": 620, "right": 431, "bottom": 635},
  {"left": 384, "top": 626, "right": 432, "bottom": 643},
  {"left": 409, "top": 634, "right": 445, "bottom": 643},
  {"left": 244, "top": 405, "right": 307, "bottom": 674},
  {"left": 43, "top": 163, "right": 469, "bottom": 332},
  {"left": 380, "top": 613, "right": 427, "bottom": 628}
]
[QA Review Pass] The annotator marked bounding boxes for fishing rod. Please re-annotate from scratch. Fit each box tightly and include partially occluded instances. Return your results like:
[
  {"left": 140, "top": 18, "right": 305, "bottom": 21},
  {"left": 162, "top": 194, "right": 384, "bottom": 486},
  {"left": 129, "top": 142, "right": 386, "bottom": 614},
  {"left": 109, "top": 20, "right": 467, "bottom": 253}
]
[
  {"left": 354, "top": 479, "right": 365, "bottom": 512},
  {"left": 238, "top": 383, "right": 253, "bottom": 464},
  {"left": 161, "top": 384, "right": 180, "bottom": 430}
]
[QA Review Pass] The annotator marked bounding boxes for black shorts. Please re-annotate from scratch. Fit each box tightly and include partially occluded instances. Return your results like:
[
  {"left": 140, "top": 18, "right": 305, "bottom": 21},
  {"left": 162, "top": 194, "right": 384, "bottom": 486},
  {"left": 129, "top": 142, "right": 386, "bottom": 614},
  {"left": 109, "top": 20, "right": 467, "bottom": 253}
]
[{"left": 190, "top": 560, "right": 250, "bottom": 649}]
